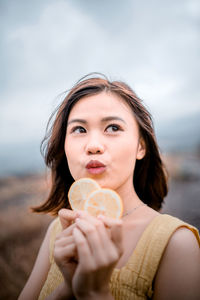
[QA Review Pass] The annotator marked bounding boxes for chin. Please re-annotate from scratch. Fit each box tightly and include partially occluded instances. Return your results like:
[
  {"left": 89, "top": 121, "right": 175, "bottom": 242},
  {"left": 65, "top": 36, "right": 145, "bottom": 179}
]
[{"left": 98, "top": 179, "right": 117, "bottom": 190}]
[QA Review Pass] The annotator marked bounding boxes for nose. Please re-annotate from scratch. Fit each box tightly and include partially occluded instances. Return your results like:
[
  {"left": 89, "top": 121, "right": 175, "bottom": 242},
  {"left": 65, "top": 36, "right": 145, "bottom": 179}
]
[{"left": 85, "top": 135, "right": 105, "bottom": 155}]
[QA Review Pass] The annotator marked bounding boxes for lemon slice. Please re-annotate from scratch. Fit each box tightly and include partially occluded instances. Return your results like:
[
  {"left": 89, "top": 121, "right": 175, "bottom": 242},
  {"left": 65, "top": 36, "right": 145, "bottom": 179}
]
[
  {"left": 68, "top": 178, "right": 100, "bottom": 210},
  {"left": 84, "top": 188, "right": 123, "bottom": 219}
]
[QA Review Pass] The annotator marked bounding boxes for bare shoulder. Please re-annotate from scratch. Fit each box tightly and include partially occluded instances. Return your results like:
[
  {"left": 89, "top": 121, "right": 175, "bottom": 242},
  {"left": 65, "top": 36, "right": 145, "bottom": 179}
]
[
  {"left": 153, "top": 226, "right": 200, "bottom": 300},
  {"left": 18, "top": 217, "right": 57, "bottom": 300},
  {"left": 163, "top": 226, "right": 200, "bottom": 266},
  {"left": 164, "top": 226, "right": 199, "bottom": 258}
]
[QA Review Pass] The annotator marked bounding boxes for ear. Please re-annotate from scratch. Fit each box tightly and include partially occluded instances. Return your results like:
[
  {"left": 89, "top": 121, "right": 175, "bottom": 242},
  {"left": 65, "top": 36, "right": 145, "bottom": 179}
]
[{"left": 136, "top": 138, "right": 146, "bottom": 160}]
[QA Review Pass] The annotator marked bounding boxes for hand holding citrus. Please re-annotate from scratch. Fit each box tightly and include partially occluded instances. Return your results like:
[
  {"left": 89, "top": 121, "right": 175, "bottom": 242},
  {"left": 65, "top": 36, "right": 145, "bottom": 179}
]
[{"left": 68, "top": 178, "right": 123, "bottom": 219}]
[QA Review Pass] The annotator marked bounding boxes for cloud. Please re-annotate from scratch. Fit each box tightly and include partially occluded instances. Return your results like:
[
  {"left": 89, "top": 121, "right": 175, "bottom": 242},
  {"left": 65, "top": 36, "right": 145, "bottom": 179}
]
[{"left": 0, "top": 0, "right": 200, "bottom": 175}]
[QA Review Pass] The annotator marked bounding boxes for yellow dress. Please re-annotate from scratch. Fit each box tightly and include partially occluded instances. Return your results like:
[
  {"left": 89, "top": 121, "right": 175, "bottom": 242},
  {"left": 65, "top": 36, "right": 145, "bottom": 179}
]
[{"left": 39, "top": 214, "right": 200, "bottom": 300}]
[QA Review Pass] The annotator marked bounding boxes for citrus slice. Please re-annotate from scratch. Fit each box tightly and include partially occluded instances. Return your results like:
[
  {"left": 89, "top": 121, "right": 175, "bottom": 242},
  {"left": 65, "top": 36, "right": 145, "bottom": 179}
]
[
  {"left": 84, "top": 189, "right": 123, "bottom": 219},
  {"left": 68, "top": 178, "right": 100, "bottom": 211}
]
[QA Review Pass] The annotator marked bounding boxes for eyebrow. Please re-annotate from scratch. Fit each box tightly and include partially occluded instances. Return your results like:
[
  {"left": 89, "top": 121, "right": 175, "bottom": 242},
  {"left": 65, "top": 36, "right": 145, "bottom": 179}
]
[{"left": 67, "top": 116, "right": 126, "bottom": 126}]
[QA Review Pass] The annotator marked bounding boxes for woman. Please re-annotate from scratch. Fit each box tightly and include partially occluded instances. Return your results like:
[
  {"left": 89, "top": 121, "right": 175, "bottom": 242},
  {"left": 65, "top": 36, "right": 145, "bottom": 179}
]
[{"left": 19, "top": 74, "right": 200, "bottom": 300}]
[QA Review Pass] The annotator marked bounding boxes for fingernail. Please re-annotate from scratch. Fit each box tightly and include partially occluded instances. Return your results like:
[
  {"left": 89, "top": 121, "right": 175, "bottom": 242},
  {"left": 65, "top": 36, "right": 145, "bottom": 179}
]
[
  {"left": 76, "top": 210, "right": 83, "bottom": 217},
  {"left": 75, "top": 211, "right": 80, "bottom": 217}
]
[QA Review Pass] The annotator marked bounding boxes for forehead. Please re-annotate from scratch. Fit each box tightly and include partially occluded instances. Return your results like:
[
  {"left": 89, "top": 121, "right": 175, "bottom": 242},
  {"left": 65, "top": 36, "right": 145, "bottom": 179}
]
[{"left": 68, "top": 92, "right": 134, "bottom": 119}]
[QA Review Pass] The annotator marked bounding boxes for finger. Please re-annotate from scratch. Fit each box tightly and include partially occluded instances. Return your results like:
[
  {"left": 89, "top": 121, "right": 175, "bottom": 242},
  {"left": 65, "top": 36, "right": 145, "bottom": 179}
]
[
  {"left": 76, "top": 210, "right": 92, "bottom": 219},
  {"left": 77, "top": 212, "right": 112, "bottom": 239},
  {"left": 98, "top": 215, "right": 123, "bottom": 256},
  {"left": 97, "top": 215, "right": 122, "bottom": 228},
  {"left": 76, "top": 210, "right": 107, "bottom": 228},
  {"left": 58, "top": 208, "right": 78, "bottom": 229},
  {"left": 73, "top": 227, "right": 93, "bottom": 268},
  {"left": 56, "top": 223, "right": 77, "bottom": 243},
  {"left": 75, "top": 218, "right": 116, "bottom": 265},
  {"left": 54, "top": 243, "right": 77, "bottom": 262},
  {"left": 55, "top": 235, "right": 75, "bottom": 247},
  {"left": 75, "top": 218, "right": 102, "bottom": 251}
]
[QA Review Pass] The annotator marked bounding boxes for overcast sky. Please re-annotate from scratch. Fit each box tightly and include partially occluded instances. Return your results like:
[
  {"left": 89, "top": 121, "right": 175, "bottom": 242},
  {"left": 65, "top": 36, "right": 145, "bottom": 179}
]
[{"left": 0, "top": 0, "right": 200, "bottom": 174}]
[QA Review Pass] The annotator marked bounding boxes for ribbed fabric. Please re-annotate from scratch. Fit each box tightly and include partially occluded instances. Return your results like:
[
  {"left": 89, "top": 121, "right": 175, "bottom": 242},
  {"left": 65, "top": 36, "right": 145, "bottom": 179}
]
[
  {"left": 39, "top": 214, "right": 200, "bottom": 300},
  {"left": 38, "top": 218, "right": 63, "bottom": 300}
]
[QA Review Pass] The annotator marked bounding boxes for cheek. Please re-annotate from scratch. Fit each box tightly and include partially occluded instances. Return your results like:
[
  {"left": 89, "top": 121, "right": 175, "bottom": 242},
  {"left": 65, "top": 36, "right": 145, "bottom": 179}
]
[
  {"left": 64, "top": 139, "right": 70, "bottom": 160},
  {"left": 117, "top": 136, "right": 139, "bottom": 157},
  {"left": 64, "top": 135, "right": 77, "bottom": 156},
  {"left": 115, "top": 137, "right": 138, "bottom": 168},
  {"left": 64, "top": 149, "right": 76, "bottom": 180},
  {"left": 64, "top": 139, "right": 76, "bottom": 167},
  {"left": 64, "top": 138, "right": 83, "bottom": 180}
]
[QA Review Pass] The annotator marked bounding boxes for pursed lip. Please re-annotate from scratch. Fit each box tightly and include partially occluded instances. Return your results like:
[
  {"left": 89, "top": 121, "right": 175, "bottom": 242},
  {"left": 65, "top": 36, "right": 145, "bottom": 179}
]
[{"left": 86, "top": 160, "right": 106, "bottom": 169}]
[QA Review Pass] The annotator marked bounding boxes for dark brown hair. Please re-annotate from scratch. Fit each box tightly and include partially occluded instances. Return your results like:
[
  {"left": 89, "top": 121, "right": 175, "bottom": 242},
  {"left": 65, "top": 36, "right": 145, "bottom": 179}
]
[{"left": 32, "top": 73, "right": 168, "bottom": 215}]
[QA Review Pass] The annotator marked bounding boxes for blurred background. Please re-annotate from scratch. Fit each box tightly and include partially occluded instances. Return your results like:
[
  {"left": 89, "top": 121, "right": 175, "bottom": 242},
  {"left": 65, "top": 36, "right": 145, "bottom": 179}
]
[{"left": 0, "top": 0, "right": 200, "bottom": 299}]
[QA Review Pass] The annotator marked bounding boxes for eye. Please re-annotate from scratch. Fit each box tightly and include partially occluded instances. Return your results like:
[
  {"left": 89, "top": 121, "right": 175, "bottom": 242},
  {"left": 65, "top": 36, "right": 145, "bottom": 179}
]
[
  {"left": 71, "top": 126, "right": 86, "bottom": 134},
  {"left": 105, "top": 124, "right": 122, "bottom": 133}
]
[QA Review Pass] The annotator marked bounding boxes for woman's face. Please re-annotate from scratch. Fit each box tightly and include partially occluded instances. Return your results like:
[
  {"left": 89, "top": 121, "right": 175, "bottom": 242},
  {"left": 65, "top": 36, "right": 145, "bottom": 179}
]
[{"left": 65, "top": 92, "right": 145, "bottom": 193}]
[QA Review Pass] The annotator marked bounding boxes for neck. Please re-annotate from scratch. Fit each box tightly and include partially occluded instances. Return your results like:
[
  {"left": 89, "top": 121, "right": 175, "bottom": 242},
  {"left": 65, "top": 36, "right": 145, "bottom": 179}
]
[{"left": 115, "top": 180, "right": 143, "bottom": 216}]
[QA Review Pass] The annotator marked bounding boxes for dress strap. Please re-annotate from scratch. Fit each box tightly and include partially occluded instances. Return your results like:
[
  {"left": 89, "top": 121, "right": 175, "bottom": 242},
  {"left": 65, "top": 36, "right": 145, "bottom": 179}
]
[
  {"left": 49, "top": 217, "right": 62, "bottom": 263},
  {"left": 131, "top": 214, "right": 200, "bottom": 298}
]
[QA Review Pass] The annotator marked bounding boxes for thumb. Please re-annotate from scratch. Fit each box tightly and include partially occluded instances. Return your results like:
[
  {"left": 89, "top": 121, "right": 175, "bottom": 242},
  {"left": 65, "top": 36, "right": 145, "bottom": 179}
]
[{"left": 58, "top": 208, "right": 77, "bottom": 229}]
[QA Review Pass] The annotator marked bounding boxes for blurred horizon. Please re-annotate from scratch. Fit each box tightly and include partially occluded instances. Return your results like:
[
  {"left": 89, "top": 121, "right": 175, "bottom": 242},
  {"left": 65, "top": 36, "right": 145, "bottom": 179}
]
[{"left": 1, "top": 0, "right": 200, "bottom": 177}]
